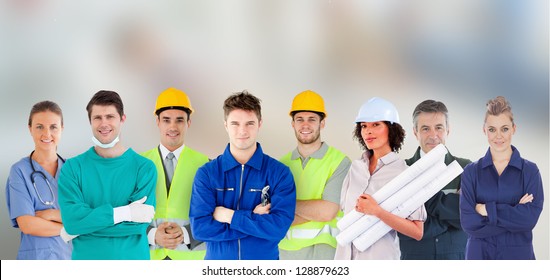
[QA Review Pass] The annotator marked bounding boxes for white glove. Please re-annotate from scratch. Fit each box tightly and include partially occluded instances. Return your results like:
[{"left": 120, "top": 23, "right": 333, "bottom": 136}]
[
  {"left": 113, "top": 196, "right": 155, "bottom": 224},
  {"left": 128, "top": 196, "right": 155, "bottom": 222},
  {"left": 60, "top": 227, "right": 78, "bottom": 243},
  {"left": 181, "top": 226, "right": 190, "bottom": 245}
]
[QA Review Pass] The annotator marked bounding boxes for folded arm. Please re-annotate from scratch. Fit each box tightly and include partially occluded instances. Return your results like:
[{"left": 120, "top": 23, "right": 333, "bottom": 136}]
[
  {"left": 459, "top": 168, "right": 507, "bottom": 238},
  {"left": 293, "top": 200, "right": 339, "bottom": 226},
  {"left": 16, "top": 215, "right": 63, "bottom": 237},
  {"left": 190, "top": 168, "right": 249, "bottom": 242},
  {"left": 59, "top": 160, "right": 156, "bottom": 237},
  {"left": 229, "top": 166, "right": 296, "bottom": 241},
  {"left": 485, "top": 168, "right": 544, "bottom": 232}
]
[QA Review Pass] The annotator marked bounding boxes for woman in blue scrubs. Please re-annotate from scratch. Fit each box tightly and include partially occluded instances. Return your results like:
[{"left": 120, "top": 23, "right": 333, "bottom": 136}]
[
  {"left": 5, "top": 101, "right": 71, "bottom": 259},
  {"left": 460, "top": 96, "right": 544, "bottom": 260}
]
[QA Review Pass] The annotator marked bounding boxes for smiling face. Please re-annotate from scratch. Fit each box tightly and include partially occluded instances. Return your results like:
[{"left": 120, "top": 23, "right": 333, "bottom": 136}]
[
  {"left": 360, "top": 121, "right": 391, "bottom": 154},
  {"left": 29, "top": 111, "right": 63, "bottom": 153},
  {"left": 414, "top": 112, "right": 449, "bottom": 153},
  {"left": 292, "top": 111, "right": 324, "bottom": 145},
  {"left": 225, "top": 109, "right": 261, "bottom": 153},
  {"left": 157, "top": 109, "right": 190, "bottom": 151},
  {"left": 484, "top": 113, "right": 515, "bottom": 154},
  {"left": 90, "top": 104, "right": 125, "bottom": 145}
]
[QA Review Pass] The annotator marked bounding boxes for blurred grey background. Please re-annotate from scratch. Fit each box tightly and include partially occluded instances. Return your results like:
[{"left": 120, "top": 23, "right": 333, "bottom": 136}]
[{"left": 0, "top": 0, "right": 547, "bottom": 259}]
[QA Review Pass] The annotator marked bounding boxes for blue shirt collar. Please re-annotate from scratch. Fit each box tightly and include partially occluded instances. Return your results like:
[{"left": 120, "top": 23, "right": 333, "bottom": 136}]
[
  {"left": 481, "top": 145, "right": 522, "bottom": 170},
  {"left": 222, "top": 142, "right": 264, "bottom": 172}
]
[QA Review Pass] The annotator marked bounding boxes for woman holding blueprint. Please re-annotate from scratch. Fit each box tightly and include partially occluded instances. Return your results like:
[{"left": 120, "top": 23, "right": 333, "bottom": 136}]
[{"left": 335, "top": 97, "right": 426, "bottom": 260}]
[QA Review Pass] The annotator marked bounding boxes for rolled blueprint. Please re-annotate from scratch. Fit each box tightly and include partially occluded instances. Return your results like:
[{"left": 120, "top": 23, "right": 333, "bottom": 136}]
[
  {"left": 336, "top": 161, "right": 447, "bottom": 245},
  {"left": 352, "top": 160, "right": 464, "bottom": 252},
  {"left": 337, "top": 144, "right": 448, "bottom": 231}
]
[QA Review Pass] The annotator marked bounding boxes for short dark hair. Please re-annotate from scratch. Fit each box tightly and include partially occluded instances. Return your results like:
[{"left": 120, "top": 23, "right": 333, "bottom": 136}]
[
  {"left": 223, "top": 90, "right": 262, "bottom": 121},
  {"left": 28, "top": 100, "right": 63, "bottom": 126},
  {"left": 86, "top": 90, "right": 124, "bottom": 121},
  {"left": 412, "top": 100, "right": 449, "bottom": 131},
  {"left": 290, "top": 110, "right": 326, "bottom": 121},
  {"left": 353, "top": 121, "right": 405, "bottom": 153}
]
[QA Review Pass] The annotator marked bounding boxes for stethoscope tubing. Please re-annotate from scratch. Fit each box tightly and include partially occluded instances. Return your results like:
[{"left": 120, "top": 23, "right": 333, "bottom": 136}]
[{"left": 29, "top": 151, "right": 65, "bottom": 206}]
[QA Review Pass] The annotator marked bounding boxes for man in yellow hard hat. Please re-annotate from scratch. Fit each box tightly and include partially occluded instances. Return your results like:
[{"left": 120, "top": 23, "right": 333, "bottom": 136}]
[
  {"left": 141, "top": 87, "right": 209, "bottom": 260},
  {"left": 278, "top": 90, "right": 351, "bottom": 259}
]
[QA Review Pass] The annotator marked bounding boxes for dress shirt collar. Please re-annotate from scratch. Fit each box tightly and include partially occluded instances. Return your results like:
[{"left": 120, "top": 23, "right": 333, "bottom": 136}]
[{"left": 159, "top": 144, "right": 185, "bottom": 163}]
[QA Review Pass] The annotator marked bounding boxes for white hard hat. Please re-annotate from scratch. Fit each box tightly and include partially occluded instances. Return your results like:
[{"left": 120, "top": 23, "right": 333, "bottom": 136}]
[{"left": 355, "top": 97, "right": 400, "bottom": 124}]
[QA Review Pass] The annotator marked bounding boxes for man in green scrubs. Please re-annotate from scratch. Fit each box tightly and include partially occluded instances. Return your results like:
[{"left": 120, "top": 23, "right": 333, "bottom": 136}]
[{"left": 58, "top": 90, "right": 157, "bottom": 259}]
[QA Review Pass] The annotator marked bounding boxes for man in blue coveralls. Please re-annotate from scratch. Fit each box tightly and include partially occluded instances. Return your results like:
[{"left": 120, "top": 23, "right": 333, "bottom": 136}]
[{"left": 190, "top": 90, "right": 296, "bottom": 260}]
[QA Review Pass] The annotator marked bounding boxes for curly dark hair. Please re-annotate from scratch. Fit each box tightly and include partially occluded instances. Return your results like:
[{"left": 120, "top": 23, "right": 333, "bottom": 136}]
[{"left": 353, "top": 121, "right": 405, "bottom": 153}]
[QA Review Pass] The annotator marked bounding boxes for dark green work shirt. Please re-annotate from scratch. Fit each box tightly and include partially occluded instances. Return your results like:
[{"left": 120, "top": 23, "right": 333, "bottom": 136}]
[{"left": 398, "top": 147, "right": 471, "bottom": 260}]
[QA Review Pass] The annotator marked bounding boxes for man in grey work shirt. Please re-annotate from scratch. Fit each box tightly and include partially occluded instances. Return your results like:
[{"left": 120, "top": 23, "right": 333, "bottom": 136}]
[{"left": 278, "top": 90, "right": 351, "bottom": 259}]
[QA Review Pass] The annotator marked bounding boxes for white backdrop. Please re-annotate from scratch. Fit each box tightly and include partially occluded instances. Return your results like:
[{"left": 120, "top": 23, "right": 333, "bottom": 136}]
[{"left": 1, "top": 0, "right": 547, "bottom": 260}]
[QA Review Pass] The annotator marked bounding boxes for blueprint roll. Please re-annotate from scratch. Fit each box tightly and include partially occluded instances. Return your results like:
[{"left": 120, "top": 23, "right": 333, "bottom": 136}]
[
  {"left": 352, "top": 161, "right": 463, "bottom": 252},
  {"left": 352, "top": 220, "right": 393, "bottom": 252},
  {"left": 392, "top": 161, "right": 463, "bottom": 219},
  {"left": 376, "top": 161, "right": 447, "bottom": 219},
  {"left": 336, "top": 210, "right": 364, "bottom": 232},
  {"left": 337, "top": 144, "right": 448, "bottom": 232},
  {"left": 335, "top": 161, "right": 447, "bottom": 246},
  {"left": 336, "top": 212, "right": 379, "bottom": 246}
]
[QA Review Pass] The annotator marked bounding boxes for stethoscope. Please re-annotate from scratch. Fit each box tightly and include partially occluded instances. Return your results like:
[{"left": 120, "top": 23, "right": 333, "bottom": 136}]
[{"left": 29, "top": 151, "right": 65, "bottom": 206}]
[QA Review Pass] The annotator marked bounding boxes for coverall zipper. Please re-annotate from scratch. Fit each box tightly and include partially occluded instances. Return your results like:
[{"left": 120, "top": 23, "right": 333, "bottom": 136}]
[{"left": 237, "top": 164, "right": 244, "bottom": 259}]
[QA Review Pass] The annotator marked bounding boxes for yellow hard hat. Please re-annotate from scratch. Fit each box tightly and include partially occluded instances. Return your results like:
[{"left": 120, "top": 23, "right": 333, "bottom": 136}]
[
  {"left": 289, "top": 90, "right": 327, "bottom": 117},
  {"left": 154, "top": 87, "right": 194, "bottom": 115}
]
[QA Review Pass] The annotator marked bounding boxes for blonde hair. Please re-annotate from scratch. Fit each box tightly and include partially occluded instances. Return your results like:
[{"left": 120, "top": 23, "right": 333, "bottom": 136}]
[{"left": 485, "top": 96, "right": 514, "bottom": 125}]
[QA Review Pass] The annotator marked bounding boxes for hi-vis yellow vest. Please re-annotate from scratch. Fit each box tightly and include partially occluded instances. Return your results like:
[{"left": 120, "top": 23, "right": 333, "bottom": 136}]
[
  {"left": 278, "top": 146, "right": 345, "bottom": 251},
  {"left": 141, "top": 146, "right": 209, "bottom": 260}
]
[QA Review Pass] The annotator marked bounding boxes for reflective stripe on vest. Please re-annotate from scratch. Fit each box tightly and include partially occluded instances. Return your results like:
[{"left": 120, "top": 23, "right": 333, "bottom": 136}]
[
  {"left": 279, "top": 146, "right": 346, "bottom": 251},
  {"left": 141, "top": 146, "right": 209, "bottom": 260},
  {"left": 286, "top": 222, "right": 340, "bottom": 239}
]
